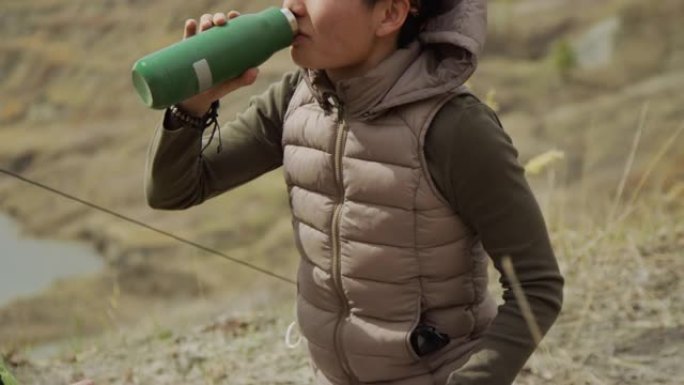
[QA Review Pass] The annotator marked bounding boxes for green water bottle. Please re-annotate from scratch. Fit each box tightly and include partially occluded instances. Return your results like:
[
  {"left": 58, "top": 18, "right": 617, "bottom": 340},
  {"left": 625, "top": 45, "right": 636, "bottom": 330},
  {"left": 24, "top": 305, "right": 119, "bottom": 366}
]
[
  {"left": 132, "top": 7, "right": 298, "bottom": 109},
  {"left": 0, "top": 358, "right": 20, "bottom": 385}
]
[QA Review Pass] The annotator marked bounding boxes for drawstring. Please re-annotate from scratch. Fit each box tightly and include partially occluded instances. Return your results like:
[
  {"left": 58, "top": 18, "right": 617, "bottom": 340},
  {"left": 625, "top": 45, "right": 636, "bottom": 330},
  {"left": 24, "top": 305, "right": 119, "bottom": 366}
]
[
  {"left": 200, "top": 100, "right": 222, "bottom": 154},
  {"left": 216, "top": 120, "right": 222, "bottom": 153},
  {"left": 285, "top": 320, "right": 301, "bottom": 349},
  {"left": 284, "top": 301, "right": 302, "bottom": 349}
]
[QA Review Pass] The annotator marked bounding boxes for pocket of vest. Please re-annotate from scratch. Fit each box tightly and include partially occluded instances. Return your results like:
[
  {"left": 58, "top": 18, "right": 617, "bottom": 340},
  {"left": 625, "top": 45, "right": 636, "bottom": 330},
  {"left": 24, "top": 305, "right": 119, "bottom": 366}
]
[{"left": 409, "top": 323, "right": 451, "bottom": 357}]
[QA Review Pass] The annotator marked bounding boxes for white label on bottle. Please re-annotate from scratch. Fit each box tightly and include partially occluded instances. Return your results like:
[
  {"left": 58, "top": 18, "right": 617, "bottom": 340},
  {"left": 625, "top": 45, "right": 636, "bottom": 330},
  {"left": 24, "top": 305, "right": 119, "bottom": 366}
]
[{"left": 193, "top": 59, "right": 213, "bottom": 93}]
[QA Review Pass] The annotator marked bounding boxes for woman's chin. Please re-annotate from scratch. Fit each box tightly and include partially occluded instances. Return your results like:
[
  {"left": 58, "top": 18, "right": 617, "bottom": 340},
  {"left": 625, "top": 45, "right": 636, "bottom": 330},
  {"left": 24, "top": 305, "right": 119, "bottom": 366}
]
[{"left": 289, "top": 49, "right": 320, "bottom": 70}]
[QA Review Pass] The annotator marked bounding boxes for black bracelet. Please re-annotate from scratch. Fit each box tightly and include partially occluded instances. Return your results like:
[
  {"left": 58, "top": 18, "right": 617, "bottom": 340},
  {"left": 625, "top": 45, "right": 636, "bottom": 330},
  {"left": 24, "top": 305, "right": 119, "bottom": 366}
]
[{"left": 169, "top": 101, "right": 220, "bottom": 130}]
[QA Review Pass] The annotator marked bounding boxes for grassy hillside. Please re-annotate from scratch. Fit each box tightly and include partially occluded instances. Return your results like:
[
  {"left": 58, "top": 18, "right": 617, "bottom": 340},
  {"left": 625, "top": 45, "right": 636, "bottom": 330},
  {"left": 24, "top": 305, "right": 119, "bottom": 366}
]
[
  {"left": 8, "top": 199, "right": 684, "bottom": 384},
  {"left": 0, "top": 0, "right": 682, "bottom": 382}
]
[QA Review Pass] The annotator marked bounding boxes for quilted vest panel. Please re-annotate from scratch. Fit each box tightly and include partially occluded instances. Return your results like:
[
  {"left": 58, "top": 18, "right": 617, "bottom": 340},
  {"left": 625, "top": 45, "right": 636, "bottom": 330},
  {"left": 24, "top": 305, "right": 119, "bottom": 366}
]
[{"left": 282, "top": 81, "right": 497, "bottom": 385}]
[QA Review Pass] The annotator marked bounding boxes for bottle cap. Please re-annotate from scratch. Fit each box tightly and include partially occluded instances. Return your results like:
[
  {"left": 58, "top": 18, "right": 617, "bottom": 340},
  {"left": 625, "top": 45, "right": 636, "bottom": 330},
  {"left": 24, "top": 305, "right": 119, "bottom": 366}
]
[{"left": 280, "top": 8, "right": 298, "bottom": 35}]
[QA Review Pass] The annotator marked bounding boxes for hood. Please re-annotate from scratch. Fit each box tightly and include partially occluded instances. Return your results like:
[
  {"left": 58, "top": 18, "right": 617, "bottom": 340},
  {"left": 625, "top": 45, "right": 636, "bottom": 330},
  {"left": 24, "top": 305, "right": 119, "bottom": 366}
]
[{"left": 303, "top": 0, "right": 487, "bottom": 121}]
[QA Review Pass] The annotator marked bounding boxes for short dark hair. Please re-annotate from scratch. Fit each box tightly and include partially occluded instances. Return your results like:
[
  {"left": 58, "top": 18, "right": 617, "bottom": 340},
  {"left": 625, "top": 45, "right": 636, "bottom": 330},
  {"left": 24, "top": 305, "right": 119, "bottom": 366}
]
[{"left": 363, "top": 0, "right": 440, "bottom": 48}]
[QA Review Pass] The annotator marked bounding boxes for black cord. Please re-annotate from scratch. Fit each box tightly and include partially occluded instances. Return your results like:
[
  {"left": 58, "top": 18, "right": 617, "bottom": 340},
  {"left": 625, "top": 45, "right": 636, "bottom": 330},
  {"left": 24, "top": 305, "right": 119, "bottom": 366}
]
[
  {"left": 0, "top": 167, "right": 296, "bottom": 286},
  {"left": 200, "top": 100, "right": 223, "bottom": 154}
]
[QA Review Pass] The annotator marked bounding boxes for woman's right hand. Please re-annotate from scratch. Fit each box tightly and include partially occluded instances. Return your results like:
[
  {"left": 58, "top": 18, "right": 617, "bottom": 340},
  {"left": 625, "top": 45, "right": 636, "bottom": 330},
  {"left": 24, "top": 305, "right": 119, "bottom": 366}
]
[{"left": 178, "top": 11, "right": 260, "bottom": 117}]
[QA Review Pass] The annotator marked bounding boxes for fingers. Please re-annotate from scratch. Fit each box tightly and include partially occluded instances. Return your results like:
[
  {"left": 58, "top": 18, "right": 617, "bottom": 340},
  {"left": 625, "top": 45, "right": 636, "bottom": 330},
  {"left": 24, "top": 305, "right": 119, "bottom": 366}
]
[
  {"left": 183, "top": 11, "right": 240, "bottom": 39},
  {"left": 199, "top": 13, "right": 213, "bottom": 31},
  {"left": 183, "top": 19, "right": 197, "bottom": 40},
  {"left": 212, "top": 12, "right": 227, "bottom": 26}
]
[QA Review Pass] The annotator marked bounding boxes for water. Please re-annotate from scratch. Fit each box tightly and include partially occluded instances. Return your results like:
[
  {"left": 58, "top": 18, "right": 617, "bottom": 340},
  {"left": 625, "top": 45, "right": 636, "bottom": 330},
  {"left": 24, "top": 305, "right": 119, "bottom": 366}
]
[{"left": 0, "top": 214, "right": 103, "bottom": 307}]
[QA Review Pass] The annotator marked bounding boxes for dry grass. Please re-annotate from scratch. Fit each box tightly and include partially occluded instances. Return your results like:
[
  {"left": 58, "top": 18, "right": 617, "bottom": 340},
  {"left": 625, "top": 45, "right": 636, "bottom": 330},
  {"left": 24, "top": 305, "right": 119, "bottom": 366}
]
[
  {"left": 6, "top": 190, "right": 682, "bottom": 384},
  {"left": 532, "top": 199, "right": 682, "bottom": 384}
]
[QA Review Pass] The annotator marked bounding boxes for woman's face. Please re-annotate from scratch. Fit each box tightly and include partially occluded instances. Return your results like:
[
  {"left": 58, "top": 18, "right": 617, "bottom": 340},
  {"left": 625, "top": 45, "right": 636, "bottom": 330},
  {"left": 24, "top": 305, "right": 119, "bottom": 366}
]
[{"left": 282, "top": 0, "right": 380, "bottom": 72}]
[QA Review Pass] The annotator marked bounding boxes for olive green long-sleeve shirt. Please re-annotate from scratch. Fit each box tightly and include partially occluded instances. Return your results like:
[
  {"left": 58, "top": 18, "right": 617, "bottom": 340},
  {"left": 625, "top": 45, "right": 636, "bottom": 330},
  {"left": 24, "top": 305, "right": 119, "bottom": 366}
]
[{"left": 145, "top": 71, "right": 563, "bottom": 385}]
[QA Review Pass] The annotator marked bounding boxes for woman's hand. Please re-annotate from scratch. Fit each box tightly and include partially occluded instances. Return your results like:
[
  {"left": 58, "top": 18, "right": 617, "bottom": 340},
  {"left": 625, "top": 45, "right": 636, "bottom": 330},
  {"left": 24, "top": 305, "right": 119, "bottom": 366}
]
[
  {"left": 178, "top": 11, "right": 260, "bottom": 117},
  {"left": 70, "top": 380, "right": 94, "bottom": 385}
]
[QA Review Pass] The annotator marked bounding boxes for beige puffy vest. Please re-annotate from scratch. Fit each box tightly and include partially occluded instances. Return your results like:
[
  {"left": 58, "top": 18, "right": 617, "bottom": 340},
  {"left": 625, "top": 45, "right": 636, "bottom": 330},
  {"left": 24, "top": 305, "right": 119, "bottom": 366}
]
[{"left": 282, "top": 75, "right": 498, "bottom": 385}]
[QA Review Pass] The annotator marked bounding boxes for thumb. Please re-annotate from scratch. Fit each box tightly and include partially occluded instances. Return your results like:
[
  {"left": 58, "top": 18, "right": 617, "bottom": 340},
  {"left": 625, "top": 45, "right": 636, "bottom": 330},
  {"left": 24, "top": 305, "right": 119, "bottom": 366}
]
[
  {"left": 235, "top": 68, "right": 259, "bottom": 87},
  {"left": 238, "top": 67, "right": 259, "bottom": 86},
  {"left": 216, "top": 67, "right": 259, "bottom": 95}
]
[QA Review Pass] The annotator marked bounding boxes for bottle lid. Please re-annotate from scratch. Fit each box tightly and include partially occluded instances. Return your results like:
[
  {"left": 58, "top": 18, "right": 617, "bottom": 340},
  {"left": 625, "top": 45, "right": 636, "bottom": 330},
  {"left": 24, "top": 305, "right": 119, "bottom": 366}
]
[{"left": 280, "top": 8, "right": 298, "bottom": 35}]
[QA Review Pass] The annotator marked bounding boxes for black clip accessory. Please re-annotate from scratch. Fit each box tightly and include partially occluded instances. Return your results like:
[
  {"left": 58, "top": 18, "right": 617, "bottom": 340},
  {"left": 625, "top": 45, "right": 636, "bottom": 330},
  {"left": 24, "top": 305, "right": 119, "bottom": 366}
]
[{"left": 410, "top": 323, "right": 451, "bottom": 357}]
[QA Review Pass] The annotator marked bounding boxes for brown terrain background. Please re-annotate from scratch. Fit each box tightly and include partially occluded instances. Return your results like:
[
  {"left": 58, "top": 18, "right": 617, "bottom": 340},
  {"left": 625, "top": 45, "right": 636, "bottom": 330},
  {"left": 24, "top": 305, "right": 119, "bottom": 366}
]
[{"left": 0, "top": 0, "right": 682, "bottom": 384}]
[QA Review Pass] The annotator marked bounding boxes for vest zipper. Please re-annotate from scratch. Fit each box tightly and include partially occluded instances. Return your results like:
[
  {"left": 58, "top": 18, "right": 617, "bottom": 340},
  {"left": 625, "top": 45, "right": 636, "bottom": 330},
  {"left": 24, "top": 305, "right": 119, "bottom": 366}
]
[{"left": 331, "top": 109, "right": 358, "bottom": 384}]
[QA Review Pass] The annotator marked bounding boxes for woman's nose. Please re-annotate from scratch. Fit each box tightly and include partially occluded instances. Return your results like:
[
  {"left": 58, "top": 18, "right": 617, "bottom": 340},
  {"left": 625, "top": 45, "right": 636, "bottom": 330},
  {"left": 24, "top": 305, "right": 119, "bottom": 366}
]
[{"left": 283, "top": 0, "right": 306, "bottom": 17}]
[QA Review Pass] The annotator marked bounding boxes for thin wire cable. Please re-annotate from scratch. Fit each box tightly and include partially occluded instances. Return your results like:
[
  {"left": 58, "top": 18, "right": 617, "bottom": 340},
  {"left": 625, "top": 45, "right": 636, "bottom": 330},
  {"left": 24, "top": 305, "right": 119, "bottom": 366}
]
[{"left": 0, "top": 167, "right": 296, "bottom": 286}]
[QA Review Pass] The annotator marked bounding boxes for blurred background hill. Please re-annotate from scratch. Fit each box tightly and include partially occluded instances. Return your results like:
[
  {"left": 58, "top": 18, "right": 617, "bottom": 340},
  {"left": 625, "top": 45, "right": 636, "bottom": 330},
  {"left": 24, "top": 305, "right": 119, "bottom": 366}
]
[{"left": 0, "top": 0, "right": 682, "bottom": 384}]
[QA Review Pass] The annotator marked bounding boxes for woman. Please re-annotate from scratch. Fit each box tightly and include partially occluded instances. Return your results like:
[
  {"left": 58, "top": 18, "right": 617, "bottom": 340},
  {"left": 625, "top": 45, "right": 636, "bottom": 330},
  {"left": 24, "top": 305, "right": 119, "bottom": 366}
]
[{"left": 144, "top": 1, "right": 564, "bottom": 384}]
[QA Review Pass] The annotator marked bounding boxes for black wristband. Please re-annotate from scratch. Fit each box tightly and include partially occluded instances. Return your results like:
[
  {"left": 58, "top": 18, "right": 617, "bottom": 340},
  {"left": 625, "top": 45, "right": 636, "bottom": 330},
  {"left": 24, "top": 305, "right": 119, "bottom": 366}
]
[{"left": 168, "top": 101, "right": 220, "bottom": 130}]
